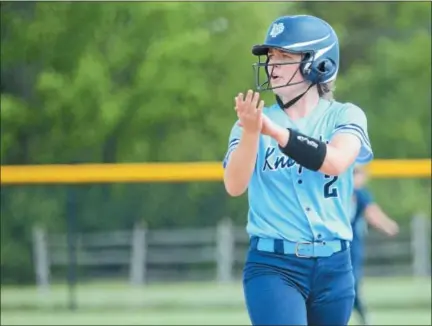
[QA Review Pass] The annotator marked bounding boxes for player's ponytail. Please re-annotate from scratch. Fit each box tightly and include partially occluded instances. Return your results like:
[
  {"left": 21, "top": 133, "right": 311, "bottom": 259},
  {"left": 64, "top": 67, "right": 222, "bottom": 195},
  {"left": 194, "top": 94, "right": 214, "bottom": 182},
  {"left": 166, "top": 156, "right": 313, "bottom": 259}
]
[{"left": 318, "top": 81, "right": 335, "bottom": 100}]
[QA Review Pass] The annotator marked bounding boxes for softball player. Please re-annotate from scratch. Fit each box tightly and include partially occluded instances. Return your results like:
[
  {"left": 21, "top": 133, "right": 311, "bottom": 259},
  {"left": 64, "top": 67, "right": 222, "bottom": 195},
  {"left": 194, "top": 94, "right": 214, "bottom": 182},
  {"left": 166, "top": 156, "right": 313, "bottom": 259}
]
[
  {"left": 350, "top": 164, "right": 399, "bottom": 325},
  {"left": 223, "top": 15, "right": 374, "bottom": 325}
]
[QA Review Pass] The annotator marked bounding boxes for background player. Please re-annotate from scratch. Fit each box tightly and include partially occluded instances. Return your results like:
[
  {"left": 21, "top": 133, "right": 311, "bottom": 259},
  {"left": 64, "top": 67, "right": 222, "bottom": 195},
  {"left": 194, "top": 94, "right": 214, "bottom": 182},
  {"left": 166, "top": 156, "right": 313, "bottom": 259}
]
[
  {"left": 350, "top": 164, "right": 399, "bottom": 325},
  {"left": 223, "top": 15, "right": 374, "bottom": 325}
]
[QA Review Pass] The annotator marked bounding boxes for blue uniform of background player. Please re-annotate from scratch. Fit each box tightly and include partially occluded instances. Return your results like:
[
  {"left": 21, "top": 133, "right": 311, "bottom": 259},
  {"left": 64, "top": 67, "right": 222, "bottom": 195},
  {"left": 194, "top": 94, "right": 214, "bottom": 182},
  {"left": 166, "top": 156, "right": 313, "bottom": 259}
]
[
  {"left": 350, "top": 165, "right": 399, "bottom": 325},
  {"left": 223, "top": 15, "right": 374, "bottom": 325},
  {"left": 351, "top": 187, "right": 373, "bottom": 325}
]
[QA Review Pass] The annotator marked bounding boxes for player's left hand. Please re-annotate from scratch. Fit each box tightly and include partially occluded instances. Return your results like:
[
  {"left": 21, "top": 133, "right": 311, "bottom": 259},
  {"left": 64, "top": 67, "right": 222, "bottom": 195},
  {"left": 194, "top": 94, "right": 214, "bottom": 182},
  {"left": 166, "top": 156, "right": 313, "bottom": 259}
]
[{"left": 237, "top": 110, "right": 281, "bottom": 138}]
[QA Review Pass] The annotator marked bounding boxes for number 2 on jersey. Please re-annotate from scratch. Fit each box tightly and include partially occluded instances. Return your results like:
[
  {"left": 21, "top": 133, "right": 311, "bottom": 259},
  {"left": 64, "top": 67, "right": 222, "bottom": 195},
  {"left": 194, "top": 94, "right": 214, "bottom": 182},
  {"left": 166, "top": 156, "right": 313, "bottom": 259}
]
[{"left": 324, "top": 175, "right": 338, "bottom": 198}]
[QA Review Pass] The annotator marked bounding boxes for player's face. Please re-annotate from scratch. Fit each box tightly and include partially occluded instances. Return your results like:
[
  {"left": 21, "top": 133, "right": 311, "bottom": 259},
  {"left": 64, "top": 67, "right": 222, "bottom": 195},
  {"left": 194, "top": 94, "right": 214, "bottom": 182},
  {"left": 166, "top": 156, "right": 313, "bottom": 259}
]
[
  {"left": 267, "top": 49, "right": 305, "bottom": 95},
  {"left": 353, "top": 167, "right": 369, "bottom": 189}
]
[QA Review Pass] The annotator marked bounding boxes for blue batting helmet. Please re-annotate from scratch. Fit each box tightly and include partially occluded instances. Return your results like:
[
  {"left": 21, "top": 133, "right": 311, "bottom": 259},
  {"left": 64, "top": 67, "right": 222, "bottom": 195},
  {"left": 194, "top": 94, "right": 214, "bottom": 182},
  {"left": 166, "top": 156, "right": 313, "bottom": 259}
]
[{"left": 252, "top": 15, "right": 340, "bottom": 92}]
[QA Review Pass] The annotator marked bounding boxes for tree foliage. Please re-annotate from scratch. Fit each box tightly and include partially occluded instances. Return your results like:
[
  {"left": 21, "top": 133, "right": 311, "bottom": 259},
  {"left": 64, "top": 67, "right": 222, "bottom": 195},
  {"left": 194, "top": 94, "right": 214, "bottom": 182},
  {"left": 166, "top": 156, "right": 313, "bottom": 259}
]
[{"left": 1, "top": 2, "right": 430, "bottom": 283}]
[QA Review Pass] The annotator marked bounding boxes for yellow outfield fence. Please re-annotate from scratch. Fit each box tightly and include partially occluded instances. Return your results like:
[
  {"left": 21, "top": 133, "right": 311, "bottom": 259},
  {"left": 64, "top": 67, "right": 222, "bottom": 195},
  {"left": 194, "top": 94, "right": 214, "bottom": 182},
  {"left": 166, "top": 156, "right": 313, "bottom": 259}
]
[{"left": 0, "top": 159, "right": 430, "bottom": 184}]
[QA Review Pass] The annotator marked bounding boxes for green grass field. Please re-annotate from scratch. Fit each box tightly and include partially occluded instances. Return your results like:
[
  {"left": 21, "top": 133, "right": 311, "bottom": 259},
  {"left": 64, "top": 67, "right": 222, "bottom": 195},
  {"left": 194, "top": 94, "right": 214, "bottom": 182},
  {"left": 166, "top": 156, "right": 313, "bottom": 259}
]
[{"left": 1, "top": 277, "right": 431, "bottom": 325}]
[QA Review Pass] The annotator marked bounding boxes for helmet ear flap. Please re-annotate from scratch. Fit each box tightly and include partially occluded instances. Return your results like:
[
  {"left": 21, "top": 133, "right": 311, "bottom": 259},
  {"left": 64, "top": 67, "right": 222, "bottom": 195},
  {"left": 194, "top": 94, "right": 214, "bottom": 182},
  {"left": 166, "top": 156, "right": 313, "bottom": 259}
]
[
  {"left": 318, "top": 59, "right": 336, "bottom": 75},
  {"left": 302, "top": 58, "right": 337, "bottom": 84},
  {"left": 316, "top": 58, "right": 337, "bottom": 83}
]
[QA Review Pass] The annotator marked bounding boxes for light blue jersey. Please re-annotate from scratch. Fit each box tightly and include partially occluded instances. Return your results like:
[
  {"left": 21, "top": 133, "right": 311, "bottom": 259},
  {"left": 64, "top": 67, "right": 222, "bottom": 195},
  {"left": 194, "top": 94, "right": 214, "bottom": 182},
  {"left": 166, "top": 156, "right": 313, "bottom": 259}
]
[{"left": 223, "top": 98, "right": 373, "bottom": 243}]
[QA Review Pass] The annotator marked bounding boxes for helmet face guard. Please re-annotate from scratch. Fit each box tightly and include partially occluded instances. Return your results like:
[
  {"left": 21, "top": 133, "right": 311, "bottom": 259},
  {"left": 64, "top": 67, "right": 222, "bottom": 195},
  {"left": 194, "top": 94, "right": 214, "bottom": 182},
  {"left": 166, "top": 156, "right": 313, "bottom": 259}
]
[{"left": 252, "top": 51, "right": 314, "bottom": 92}]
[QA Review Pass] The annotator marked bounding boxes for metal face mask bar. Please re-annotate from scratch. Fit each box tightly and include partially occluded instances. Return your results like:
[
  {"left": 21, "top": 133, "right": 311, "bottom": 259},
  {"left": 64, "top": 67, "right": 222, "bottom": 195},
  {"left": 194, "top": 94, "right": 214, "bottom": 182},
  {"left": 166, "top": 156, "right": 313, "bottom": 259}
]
[{"left": 252, "top": 53, "right": 313, "bottom": 92}]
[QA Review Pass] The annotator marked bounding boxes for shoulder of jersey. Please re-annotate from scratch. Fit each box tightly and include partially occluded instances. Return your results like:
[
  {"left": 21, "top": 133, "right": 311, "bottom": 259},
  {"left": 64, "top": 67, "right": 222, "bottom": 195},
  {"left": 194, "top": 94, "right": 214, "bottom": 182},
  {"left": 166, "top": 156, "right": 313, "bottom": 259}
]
[
  {"left": 262, "top": 100, "right": 366, "bottom": 116},
  {"left": 323, "top": 100, "right": 367, "bottom": 120},
  {"left": 331, "top": 100, "right": 365, "bottom": 112},
  {"left": 326, "top": 98, "right": 344, "bottom": 110}
]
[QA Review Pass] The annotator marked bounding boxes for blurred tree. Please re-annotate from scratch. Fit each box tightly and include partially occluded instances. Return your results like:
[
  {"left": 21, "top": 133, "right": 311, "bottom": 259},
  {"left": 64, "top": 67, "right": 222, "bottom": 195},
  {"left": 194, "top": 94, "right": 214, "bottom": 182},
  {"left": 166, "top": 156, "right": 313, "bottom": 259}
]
[
  {"left": 0, "top": 2, "right": 430, "bottom": 283},
  {"left": 0, "top": 2, "right": 288, "bottom": 283}
]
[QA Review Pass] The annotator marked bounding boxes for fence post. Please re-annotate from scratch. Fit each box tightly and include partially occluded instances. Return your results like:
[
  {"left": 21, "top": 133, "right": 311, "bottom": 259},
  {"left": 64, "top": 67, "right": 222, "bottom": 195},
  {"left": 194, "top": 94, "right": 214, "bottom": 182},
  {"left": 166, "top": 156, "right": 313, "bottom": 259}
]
[
  {"left": 32, "top": 226, "right": 50, "bottom": 293},
  {"left": 130, "top": 221, "right": 147, "bottom": 285},
  {"left": 216, "top": 217, "right": 234, "bottom": 283},
  {"left": 410, "top": 214, "right": 431, "bottom": 277}
]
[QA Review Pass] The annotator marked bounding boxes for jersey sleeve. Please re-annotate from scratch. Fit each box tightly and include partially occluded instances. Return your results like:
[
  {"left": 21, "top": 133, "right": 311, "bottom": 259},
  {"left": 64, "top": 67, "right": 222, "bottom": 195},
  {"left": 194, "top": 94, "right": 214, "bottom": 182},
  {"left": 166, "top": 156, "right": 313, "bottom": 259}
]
[
  {"left": 332, "top": 103, "right": 373, "bottom": 164},
  {"left": 356, "top": 188, "right": 374, "bottom": 214},
  {"left": 222, "top": 121, "right": 243, "bottom": 169}
]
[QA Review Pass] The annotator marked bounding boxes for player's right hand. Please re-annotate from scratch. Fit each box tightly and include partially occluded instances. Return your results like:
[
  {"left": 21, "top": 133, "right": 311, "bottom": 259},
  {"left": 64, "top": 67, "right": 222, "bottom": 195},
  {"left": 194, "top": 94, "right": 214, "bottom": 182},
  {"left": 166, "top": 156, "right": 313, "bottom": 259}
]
[
  {"left": 235, "top": 90, "right": 264, "bottom": 135},
  {"left": 384, "top": 219, "right": 399, "bottom": 237}
]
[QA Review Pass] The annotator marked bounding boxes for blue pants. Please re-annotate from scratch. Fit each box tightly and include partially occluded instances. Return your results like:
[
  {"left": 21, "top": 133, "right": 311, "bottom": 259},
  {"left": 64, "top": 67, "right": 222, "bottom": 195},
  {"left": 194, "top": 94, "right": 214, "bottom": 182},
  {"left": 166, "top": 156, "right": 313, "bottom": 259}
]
[{"left": 243, "top": 237, "right": 355, "bottom": 326}]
